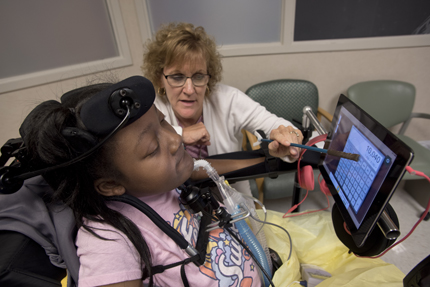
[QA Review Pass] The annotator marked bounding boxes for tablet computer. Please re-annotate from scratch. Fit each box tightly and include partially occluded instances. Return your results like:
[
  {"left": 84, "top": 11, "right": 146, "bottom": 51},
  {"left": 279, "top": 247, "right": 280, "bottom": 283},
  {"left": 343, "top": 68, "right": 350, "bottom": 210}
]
[{"left": 319, "top": 94, "right": 414, "bottom": 248}]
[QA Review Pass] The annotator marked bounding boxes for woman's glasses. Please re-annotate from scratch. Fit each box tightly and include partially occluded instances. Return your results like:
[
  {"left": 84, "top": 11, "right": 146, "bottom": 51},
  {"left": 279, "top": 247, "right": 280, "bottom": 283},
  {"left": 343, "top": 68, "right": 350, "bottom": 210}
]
[{"left": 163, "top": 73, "right": 211, "bottom": 87}]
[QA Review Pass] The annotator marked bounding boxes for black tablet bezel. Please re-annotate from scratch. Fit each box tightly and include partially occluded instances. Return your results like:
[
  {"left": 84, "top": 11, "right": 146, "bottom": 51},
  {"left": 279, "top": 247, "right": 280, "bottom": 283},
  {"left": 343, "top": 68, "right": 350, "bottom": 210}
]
[{"left": 319, "top": 94, "right": 413, "bottom": 247}]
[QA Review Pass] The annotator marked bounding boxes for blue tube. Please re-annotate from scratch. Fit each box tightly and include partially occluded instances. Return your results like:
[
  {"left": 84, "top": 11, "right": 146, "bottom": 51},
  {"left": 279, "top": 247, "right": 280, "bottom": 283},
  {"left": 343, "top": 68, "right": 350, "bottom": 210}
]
[
  {"left": 235, "top": 219, "right": 271, "bottom": 286},
  {"left": 260, "top": 138, "right": 328, "bottom": 153}
]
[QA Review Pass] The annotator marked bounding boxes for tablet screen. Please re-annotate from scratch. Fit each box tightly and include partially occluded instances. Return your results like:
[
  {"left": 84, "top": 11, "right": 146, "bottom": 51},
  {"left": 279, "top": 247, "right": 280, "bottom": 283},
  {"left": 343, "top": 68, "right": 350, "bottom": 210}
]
[{"left": 319, "top": 94, "right": 413, "bottom": 247}]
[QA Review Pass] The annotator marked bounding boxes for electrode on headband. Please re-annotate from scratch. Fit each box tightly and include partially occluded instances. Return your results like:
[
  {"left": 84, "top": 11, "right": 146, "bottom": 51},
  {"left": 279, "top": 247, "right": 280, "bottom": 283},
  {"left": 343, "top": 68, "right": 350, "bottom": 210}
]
[{"left": 80, "top": 76, "right": 155, "bottom": 135}]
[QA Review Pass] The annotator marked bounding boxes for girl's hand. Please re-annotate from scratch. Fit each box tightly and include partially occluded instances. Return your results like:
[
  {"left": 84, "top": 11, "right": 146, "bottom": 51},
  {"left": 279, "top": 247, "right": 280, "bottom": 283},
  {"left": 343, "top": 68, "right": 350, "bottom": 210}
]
[{"left": 268, "top": 125, "right": 304, "bottom": 161}]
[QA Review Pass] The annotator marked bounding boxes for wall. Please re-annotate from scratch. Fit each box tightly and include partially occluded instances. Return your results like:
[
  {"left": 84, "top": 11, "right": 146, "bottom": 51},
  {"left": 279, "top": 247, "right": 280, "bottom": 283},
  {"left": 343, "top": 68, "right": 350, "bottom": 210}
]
[
  {"left": 1, "top": 0, "right": 429, "bottom": 149},
  {"left": 221, "top": 46, "right": 430, "bottom": 138}
]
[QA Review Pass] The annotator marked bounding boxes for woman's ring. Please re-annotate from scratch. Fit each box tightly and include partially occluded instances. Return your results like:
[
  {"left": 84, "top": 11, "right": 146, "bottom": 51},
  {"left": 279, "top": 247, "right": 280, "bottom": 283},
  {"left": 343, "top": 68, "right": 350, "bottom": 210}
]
[{"left": 290, "top": 130, "right": 300, "bottom": 137}]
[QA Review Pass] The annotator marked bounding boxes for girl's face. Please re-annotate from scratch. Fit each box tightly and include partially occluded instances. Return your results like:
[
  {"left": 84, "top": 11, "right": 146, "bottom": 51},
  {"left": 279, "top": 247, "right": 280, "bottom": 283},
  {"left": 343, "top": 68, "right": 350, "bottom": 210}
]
[
  {"left": 161, "top": 58, "right": 208, "bottom": 127},
  {"left": 102, "top": 105, "right": 194, "bottom": 197}
]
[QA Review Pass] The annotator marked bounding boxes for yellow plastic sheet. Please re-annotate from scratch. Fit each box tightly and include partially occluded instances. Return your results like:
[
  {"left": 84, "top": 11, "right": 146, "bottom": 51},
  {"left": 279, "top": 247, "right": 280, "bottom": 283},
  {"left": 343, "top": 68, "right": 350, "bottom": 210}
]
[{"left": 257, "top": 209, "right": 405, "bottom": 287}]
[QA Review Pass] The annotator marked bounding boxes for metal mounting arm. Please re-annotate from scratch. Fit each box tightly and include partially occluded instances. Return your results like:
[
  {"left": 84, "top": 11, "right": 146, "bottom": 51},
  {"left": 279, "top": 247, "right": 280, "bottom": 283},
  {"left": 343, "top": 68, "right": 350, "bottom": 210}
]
[{"left": 302, "top": 106, "right": 328, "bottom": 136}]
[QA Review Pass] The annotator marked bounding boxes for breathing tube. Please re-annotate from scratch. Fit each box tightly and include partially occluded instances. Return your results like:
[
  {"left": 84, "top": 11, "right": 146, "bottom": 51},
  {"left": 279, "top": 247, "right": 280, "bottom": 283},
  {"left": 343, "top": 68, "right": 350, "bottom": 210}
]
[{"left": 193, "top": 159, "right": 273, "bottom": 287}]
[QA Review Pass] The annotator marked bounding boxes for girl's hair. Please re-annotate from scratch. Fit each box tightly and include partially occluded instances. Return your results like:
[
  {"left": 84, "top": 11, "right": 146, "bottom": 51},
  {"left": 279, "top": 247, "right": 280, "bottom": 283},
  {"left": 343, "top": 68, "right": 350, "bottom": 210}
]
[
  {"left": 21, "top": 84, "right": 155, "bottom": 285},
  {"left": 142, "top": 22, "right": 223, "bottom": 96}
]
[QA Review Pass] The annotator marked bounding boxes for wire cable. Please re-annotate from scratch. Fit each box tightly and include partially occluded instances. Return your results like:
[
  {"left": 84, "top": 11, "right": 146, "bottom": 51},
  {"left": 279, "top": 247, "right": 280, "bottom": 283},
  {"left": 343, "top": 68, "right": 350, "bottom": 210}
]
[
  {"left": 357, "top": 166, "right": 430, "bottom": 258},
  {"left": 249, "top": 212, "right": 293, "bottom": 261},
  {"left": 283, "top": 175, "right": 331, "bottom": 218},
  {"left": 241, "top": 194, "right": 268, "bottom": 235}
]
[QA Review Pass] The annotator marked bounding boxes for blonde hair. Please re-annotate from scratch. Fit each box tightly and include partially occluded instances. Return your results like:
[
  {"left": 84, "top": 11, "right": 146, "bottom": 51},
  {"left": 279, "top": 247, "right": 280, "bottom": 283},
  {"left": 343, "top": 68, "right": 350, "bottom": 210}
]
[{"left": 142, "top": 22, "right": 222, "bottom": 96}]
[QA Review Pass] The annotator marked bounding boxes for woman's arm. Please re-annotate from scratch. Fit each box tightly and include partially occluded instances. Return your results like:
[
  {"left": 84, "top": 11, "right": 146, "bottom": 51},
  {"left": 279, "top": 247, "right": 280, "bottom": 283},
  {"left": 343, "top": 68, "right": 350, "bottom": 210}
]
[{"left": 182, "top": 122, "right": 211, "bottom": 146}]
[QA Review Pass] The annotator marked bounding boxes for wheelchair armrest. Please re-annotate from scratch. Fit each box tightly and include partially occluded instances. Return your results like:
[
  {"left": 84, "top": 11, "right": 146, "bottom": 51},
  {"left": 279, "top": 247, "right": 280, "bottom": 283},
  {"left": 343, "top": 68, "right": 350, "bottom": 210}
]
[
  {"left": 398, "top": 112, "right": 430, "bottom": 135},
  {"left": 186, "top": 148, "right": 321, "bottom": 189}
]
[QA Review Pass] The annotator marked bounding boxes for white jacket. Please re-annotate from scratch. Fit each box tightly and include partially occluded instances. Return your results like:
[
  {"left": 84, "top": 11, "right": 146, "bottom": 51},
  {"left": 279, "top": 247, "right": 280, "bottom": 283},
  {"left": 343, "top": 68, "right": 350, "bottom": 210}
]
[
  {"left": 155, "top": 83, "right": 295, "bottom": 156},
  {"left": 155, "top": 84, "right": 296, "bottom": 198}
]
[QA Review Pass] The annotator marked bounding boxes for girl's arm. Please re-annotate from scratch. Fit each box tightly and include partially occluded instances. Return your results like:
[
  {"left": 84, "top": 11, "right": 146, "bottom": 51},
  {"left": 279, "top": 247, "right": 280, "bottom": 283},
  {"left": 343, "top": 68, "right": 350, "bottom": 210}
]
[{"left": 190, "top": 157, "right": 265, "bottom": 181}]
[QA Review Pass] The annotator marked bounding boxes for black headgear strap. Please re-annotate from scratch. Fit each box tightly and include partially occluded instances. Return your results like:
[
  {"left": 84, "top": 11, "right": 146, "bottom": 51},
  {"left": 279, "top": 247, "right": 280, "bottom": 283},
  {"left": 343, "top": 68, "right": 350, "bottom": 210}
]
[{"left": 3, "top": 76, "right": 155, "bottom": 189}]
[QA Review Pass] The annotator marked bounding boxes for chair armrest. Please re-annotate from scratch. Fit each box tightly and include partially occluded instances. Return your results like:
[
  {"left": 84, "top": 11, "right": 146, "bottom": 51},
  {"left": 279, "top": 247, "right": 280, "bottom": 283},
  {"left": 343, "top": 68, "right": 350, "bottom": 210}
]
[
  {"left": 241, "top": 129, "right": 265, "bottom": 206},
  {"left": 399, "top": 112, "right": 430, "bottom": 135},
  {"left": 242, "top": 130, "right": 261, "bottom": 151},
  {"left": 241, "top": 129, "right": 248, "bottom": 151},
  {"left": 317, "top": 107, "right": 333, "bottom": 123}
]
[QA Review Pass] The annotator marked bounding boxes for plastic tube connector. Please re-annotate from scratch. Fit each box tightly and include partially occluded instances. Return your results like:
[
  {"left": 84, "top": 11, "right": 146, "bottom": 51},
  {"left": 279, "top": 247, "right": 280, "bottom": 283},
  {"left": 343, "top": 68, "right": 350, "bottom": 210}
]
[
  {"left": 193, "top": 159, "right": 272, "bottom": 286},
  {"left": 193, "top": 159, "right": 220, "bottom": 182}
]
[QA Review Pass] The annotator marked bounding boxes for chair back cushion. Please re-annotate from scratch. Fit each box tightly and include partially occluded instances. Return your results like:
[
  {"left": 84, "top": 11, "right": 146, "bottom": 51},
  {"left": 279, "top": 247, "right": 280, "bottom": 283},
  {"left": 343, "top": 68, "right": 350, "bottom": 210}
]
[
  {"left": 347, "top": 80, "right": 415, "bottom": 128},
  {"left": 245, "top": 79, "right": 319, "bottom": 126}
]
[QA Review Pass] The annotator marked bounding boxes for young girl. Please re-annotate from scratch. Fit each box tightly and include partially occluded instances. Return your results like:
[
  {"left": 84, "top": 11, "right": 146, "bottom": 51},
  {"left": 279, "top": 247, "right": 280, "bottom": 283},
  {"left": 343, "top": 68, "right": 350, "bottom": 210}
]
[{"left": 21, "top": 76, "right": 292, "bottom": 287}]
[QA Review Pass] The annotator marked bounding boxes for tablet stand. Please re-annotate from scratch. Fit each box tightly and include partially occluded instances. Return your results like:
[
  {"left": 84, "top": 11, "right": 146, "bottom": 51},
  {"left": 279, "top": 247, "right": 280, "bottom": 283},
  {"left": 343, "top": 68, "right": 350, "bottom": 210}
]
[
  {"left": 332, "top": 203, "right": 400, "bottom": 256},
  {"left": 377, "top": 209, "right": 400, "bottom": 240}
]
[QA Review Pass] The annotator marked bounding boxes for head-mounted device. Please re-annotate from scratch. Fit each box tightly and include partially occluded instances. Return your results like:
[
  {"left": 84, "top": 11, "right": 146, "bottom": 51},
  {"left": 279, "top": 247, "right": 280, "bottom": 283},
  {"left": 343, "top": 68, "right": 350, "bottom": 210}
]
[{"left": 0, "top": 76, "right": 155, "bottom": 194}]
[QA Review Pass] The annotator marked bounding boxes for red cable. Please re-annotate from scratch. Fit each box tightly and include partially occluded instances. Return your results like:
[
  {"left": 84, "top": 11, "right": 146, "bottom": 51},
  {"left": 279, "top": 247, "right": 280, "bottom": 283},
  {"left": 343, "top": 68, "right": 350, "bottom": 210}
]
[
  {"left": 282, "top": 134, "right": 329, "bottom": 218},
  {"left": 283, "top": 173, "right": 331, "bottom": 218},
  {"left": 357, "top": 166, "right": 430, "bottom": 258}
]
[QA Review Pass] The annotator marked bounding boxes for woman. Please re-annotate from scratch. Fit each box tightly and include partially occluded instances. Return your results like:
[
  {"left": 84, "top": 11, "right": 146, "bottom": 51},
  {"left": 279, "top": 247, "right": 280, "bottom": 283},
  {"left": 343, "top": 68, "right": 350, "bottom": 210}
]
[{"left": 142, "top": 22, "right": 303, "bottom": 198}]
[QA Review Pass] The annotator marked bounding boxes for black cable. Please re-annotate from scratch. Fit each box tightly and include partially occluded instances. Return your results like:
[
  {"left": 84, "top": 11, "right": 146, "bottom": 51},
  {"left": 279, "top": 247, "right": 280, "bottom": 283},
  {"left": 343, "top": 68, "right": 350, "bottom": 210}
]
[{"left": 225, "top": 226, "right": 275, "bottom": 287}]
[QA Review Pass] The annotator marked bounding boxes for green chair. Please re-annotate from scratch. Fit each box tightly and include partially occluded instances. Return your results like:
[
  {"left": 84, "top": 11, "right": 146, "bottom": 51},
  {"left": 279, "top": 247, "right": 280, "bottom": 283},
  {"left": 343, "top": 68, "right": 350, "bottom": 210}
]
[
  {"left": 242, "top": 79, "right": 332, "bottom": 204},
  {"left": 347, "top": 80, "right": 430, "bottom": 180}
]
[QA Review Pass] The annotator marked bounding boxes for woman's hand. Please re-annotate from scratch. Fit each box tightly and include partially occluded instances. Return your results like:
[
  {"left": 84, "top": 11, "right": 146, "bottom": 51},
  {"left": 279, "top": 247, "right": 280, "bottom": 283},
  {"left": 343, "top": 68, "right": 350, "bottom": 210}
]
[
  {"left": 268, "top": 125, "right": 304, "bottom": 161},
  {"left": 182, "top": 122, "right": 211, "bottom": 146}
]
